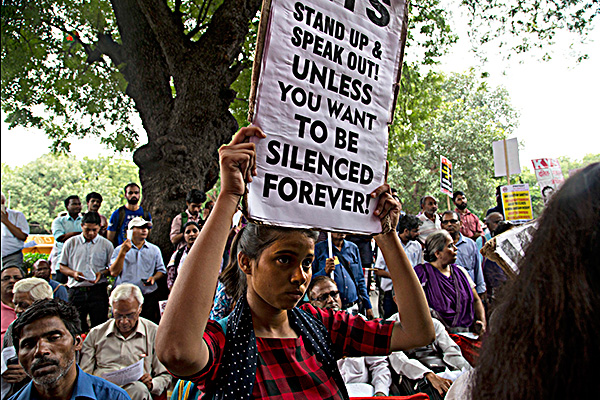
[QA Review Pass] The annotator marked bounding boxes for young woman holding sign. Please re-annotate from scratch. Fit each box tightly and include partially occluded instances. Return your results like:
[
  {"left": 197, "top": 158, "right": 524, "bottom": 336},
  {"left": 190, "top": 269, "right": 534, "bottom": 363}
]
[{"left": 156, "top": 126, "right": 434, "bottom": 399}]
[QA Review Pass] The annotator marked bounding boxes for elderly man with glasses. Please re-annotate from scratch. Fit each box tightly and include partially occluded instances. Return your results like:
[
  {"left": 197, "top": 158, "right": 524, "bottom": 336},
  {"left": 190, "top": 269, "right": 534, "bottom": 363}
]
[
  {"left": 80, "top": 283, "right": 171, "bottom": 400},
  {"left": 307, "top": 276, "right": 392, "bottom": 397},
  {"left": 1, "top": 266, "right": 24, "bottom": 344}
]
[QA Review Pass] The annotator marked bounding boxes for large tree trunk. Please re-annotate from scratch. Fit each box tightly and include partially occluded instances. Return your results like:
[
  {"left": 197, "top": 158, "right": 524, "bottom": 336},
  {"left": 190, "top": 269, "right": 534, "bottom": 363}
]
[{"left": 108, "top": 0, "right": 261, "bottom": 259}]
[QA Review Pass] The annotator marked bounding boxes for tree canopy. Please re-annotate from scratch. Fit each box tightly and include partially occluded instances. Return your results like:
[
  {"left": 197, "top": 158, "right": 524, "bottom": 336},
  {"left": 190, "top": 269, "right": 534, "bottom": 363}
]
[
  {"left": 388, "top": 69, "right": 519, "bottom": 218},
  {"left": 2, "top": 0, "right": 597, "bottom": 255}
]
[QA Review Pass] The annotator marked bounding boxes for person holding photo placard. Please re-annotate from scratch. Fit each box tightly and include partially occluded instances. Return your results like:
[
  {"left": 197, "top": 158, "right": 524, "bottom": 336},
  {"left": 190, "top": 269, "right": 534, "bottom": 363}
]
[{"left": 156, "top": 126, "right": 434, "bottom": 399}]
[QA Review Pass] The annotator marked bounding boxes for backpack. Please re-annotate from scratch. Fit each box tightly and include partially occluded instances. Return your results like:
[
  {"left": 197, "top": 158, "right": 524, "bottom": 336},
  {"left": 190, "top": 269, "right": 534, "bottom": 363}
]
[
  {"left": 180, "top": 211, "right": 188, "bottom": 227},
  {"left": 116, "top": 206, "right": 150, "bottom": 234}
]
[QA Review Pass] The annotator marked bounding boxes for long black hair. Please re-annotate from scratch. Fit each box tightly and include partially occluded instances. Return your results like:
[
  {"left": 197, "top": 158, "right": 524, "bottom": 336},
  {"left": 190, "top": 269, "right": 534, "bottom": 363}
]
[{"left": 472, "top": 163, "right": 600, "bottom": 399}]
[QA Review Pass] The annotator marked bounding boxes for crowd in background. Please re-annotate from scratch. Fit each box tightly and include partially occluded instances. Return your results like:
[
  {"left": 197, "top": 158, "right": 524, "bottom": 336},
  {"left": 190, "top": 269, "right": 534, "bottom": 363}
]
[{"left": 2, "top": 158, "right": 598, "bottom": 400}]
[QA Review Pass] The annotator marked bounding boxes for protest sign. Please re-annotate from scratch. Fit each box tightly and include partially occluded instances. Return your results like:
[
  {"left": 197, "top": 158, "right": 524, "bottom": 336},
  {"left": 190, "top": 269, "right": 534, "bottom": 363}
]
[
  {"left": 500, "top": 184, "right": 533, "bottom": 223},
  {"left": 493, "top": 138, "right": 521, "bottom": 178},
  {"left": 440, "top": 156, "right": 453, "bottom": 196},
  {"left": 246, "top": 0, "right": 408, "bottom": 234},
  {"left": 531, "top": 158, "right": 564, "bottom": 204}
]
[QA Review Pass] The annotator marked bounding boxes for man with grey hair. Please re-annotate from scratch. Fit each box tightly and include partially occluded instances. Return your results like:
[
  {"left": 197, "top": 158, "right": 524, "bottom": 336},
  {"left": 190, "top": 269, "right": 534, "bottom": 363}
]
[
  {"left": 80, "top": 283, "right": 171, "bottom": 400},
  {"left": 1, "top": 278, "right": 53, "bottom": 399},
  {"left": 1, "top": 193, "right": 29, "bottom": 270}
]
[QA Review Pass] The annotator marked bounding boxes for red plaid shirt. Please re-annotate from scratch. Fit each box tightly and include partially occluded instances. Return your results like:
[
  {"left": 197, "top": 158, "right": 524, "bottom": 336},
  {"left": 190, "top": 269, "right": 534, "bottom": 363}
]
[{"left": 190, "top": 304, "right": 394, "bottom": 399}]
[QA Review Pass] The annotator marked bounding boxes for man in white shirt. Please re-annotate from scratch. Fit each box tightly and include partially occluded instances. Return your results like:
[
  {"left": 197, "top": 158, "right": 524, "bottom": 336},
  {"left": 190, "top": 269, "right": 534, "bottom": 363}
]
[
  {"left": 307, "top": 276, "right": 392, "bottom": 397},
  {"left": 388, "top": 312, "right": 471, "bottom": 398},
  {"left": 59, "top": 212, "right": 114, "bottom": 332},
  {"left": 1, "top": 193, "right": 29, "bottom": 269},
  {"left": 375, "top": 214, "right": 423, "bottom": 318},
  {"left": 417, "top": 195, "right": 442, "bottom": 243}
]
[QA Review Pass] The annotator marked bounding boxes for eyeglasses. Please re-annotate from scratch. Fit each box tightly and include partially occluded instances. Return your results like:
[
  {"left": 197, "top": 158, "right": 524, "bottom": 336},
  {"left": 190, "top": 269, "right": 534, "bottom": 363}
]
[
  {"left": 314, "top": 290, "right": 340, "bottom": 303},
  {"left": 1, "top": 275, "right": 23, "bottom": 282},
  {"left": 113, "top": 311, "right": 139, "bottom": 321},
  {"left": 441, "top": 219, "right": 458, "bottom": 225}
]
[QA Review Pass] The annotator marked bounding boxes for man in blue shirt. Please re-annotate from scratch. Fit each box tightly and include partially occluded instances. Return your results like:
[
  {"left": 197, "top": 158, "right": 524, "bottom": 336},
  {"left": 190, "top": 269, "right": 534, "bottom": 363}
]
[
  {"left": 8, "top": 299, "right": 130, "bottom": 400},
  {"left": 107, "top": 183, "right": 152, "bottom": 247},
  {"left": 51, "top": 196, "right": 83, "bottom": 283},
  {"left": 312, "top": 232, "right": 374, "bottom": 319},
  {"left": 441, "top": 211, "right": 486, "bottom": 295},
  {"left": 110, "top": 217, "right": 166, "bottom": 324}
]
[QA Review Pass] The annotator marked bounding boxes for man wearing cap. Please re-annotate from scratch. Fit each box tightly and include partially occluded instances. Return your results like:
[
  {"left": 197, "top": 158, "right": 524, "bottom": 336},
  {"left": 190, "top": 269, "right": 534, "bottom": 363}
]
[
  {"left": 417, "top": 195, "right": 442, "bottom": 243},
  {"left": 110, "top": 217, "right": 166, "bottom": 324},
  {"left": 59, "top": 211, "right": 114, "bottom": 332}
]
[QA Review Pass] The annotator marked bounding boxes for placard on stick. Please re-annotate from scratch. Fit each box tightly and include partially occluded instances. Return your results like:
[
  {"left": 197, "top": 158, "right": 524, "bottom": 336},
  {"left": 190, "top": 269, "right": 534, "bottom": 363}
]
[
  {"left": 440, "top": 156, "right": 453, "bottom": 196},
  {"left": 501, "top": 184, "right": 533, "bottom": 223},
  {"left": 246, "top": 0, "right": 409, "bottom": 234}
]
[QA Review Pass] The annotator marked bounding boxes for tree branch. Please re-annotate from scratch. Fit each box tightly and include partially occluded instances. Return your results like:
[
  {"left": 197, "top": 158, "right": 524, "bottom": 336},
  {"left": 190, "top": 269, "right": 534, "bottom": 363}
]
[
  {"left": 186, "top": 0, "right": 214, "bottom": 39},
  {"left": 136, "top": 0, "right": 188, "bottom": 67},
  {"left": 194, "top": 0, "right": 262, "bottom": 70}
]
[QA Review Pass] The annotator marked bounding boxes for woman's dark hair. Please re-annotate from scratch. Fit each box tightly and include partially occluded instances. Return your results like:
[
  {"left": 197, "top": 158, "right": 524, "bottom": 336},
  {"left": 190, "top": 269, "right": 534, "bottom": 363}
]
[
  {"left": 423, "top": 230, "right": 451, "bottom": 263},
  {"left": 219, "top": 223, "right": 319, "bottom": 301},
  {"left": 181, "top": 221, "right": 201, "bottom": 234},
  {"left": 472, "top": 163, "right": 600, "bottom": 400},
  {"left": 12, "top": 299, "right": 81, "bottom": 350}
]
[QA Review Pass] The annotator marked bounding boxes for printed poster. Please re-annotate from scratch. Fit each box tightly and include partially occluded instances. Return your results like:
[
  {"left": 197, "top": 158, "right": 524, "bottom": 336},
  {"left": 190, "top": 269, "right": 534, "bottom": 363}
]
[
  {"left": 247, "top": 0, "right": 408, "bottom": 234},
  {"left": 531, "top": 158, "right": 564, "bottom": 204},
  {"left": 501, "top": 184, "right": 533, "bottom": 223},
  {"left": 440, "top": 156, "right": 453, "bottom": 196}
]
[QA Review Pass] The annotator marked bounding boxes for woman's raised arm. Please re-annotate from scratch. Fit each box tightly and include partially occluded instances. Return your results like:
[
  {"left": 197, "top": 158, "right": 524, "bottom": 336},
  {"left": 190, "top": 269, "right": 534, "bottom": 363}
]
[
  {"left": 156, "top": 126, "right": 266, "bottom": 376},
  {"left": 371, "top": 184, "right": 435, "bottom": 351}
]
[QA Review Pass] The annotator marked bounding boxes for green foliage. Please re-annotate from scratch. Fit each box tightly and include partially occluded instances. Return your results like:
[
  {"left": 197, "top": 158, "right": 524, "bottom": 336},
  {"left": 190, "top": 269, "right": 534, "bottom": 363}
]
[
  {"left": 1, "top": 154, "right": 139, "bottom": 233},
  {"left": 558, "top": 154, "right": 600, "bottom": 177},
  {"left": 22, "top": 253, "right": 49, "bottom": 277},
  {"left": 462, "top": 0, "right": 599, "bottom": 61},
  {"left": 1, "top": 0, "right": 138, "bottom": 153},
  {"left": 3, "top": 0, "right": 595, "bottom": 155},
  {"left": 388, "top": 70, "right": 519, "bottom": 219}
]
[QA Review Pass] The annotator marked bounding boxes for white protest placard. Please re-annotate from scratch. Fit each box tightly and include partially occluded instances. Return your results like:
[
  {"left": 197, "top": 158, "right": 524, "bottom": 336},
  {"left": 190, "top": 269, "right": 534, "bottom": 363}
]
[
  {"left": 102, "top": 359, "right": 144, "bottom": 386},
  {"left": 247, "top": 0, "right": 408, "bottom": 234},
  {"left": 493, "top": 138, "right": 521, "bottom": 177},
  {"left": 531, "top": 158, "right": 564, "bottom": 204}
]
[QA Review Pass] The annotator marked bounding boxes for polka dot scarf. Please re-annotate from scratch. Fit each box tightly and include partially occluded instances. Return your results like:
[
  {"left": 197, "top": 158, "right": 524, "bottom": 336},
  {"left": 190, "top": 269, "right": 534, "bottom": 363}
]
[{"left": 210, "top": 296, "right": 349, "bottom": 399}]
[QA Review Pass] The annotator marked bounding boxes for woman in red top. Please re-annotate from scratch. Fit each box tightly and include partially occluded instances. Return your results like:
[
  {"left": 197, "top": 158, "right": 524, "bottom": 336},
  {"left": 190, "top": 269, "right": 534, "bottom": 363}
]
[{"left": 156, "top": 126, "right": 434, "bottom": 399}]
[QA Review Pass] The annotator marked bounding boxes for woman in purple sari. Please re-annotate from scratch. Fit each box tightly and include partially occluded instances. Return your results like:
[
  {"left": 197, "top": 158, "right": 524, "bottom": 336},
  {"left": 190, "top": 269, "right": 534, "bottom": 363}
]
[{"left": 414, "top": 231, "right": 486, "bottom": 333}]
